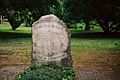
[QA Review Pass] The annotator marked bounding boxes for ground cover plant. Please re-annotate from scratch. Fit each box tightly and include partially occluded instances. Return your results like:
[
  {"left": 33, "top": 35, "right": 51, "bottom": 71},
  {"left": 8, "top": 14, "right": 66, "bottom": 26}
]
[{"left": 16, "top": 65, "right": 75, "bottom": 80}]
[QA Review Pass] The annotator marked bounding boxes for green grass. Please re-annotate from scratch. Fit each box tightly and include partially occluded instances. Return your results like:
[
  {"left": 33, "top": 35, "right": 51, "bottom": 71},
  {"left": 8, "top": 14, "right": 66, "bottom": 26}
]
[
  {"left": 0, "top": 37, "right": 120, "bottom": 65},
  {"left": 0, "top": 38, "right": 32, "bottom": 55},
  {"left": 71, "top": 38, "right": 120, "bottom": 67},
  {"left": 0, "top": 22, "right": 102, "bottom": 35},
  {"left": 0, "top": 22, "right": 120, "bottom": 67},
  {"left": 0, "top": 37, "right": 119, "bottom": 55},
  {"left": 71, "top": 38, "right": 120, "bottom": 52},
  {"left": 69, "top": 26, "right": 103, "bottom": 33},
  {"left": 0, "top": 38, "right": 32, "bottom": 64},
  {"left": 70, "top": 22, "right": 103, "bottom": 32},
  {"left": 0, "top": 22, "right": 31, "bottom": 34}
]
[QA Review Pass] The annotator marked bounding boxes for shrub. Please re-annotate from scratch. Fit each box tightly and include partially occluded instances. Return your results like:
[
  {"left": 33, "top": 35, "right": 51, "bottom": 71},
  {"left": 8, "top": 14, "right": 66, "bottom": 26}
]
[
  {"left": 6, "top": 10, "right": 23, "bottom": 30},
  {"left": 16, "top": 65, "right": 75, "bottom": 80}
]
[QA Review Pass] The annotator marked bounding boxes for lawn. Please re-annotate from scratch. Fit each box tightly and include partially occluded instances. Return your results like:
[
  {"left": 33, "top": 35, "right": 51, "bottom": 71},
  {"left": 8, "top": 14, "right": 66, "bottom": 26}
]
[
  {"left": 0, "top": 22, "right": 120, "bottom": 69},
  {"left": 0, "top": 22, "right": 31, "bottom": 34},
  {"left": 71, "top": 38, "right": 120, "bottom": 68},
  {"left": 0, "top": 22, "right": 32, "bottom": 65}
]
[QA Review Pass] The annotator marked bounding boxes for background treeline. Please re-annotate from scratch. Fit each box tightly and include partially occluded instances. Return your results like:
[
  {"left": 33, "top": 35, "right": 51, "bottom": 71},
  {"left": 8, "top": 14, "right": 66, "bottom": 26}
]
[{"left": 0, "top": 0, "right": 120, "bottom": 32}]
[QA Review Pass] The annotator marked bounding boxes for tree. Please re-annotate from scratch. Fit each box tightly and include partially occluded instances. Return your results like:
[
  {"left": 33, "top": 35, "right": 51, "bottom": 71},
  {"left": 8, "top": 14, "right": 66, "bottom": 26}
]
[
  {"left": 67, "top": 0, "right": 120, "bottom": 32},
  {"left": 22, "top": 10, "right": 34, "bottom": 27},
  {"left": 90, "top": 0, "right": 120, "bottom": 32},
  {"left": 0, "top": 0, "right": 5, "bottom": 24},
  {"left": 49, "top": 0, "right": 70, "bottom": 22},
  {"left": 1, "top": 0, "right": 59, "bottom": 30},
  {"left": 6, "top": 10, "right": 23, "bottom": 30},
  {"left": 67, "top": 0, "right": 94, "bottom": 31}
]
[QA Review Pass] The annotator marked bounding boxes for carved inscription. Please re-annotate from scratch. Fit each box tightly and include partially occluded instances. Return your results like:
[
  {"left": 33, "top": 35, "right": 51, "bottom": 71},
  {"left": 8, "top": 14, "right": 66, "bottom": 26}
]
[
  {"left": 33, "top": 23, "right": 68, "bottom": 62},
  {"left": 32, "top": 14, "right": 72, "bottom": 67}
]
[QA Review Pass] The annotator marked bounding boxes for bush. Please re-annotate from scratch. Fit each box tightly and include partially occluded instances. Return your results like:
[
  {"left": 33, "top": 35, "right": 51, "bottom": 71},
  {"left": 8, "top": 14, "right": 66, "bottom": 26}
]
[
  {"left": 6, "top": 10, "right": 23, "bottom": 30},
  {"left": 16, "top": 65, "right": 75, "bottom": 80}
]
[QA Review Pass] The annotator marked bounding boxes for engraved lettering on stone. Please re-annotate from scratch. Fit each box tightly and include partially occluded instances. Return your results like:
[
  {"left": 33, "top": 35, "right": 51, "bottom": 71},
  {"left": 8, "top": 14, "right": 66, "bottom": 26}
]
[{"left": 32, "top": 14, "right": 72, "bottom": 67}]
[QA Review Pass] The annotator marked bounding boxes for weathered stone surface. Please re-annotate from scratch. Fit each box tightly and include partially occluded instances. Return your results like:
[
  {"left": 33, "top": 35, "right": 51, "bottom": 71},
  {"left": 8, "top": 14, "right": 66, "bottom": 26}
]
[{"left": 32, "top": 14, "right": 72, "bottom": 67}]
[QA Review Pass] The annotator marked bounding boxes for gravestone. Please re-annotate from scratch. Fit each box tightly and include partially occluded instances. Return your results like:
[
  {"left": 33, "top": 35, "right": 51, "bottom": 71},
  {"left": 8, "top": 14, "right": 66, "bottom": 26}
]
[{"left": 32, "top": 14, "right": 72, "bottom": 67}]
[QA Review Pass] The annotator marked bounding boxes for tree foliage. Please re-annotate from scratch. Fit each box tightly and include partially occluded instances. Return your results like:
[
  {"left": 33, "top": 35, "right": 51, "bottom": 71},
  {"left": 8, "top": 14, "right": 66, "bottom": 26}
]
[
  {"left": 91, "top": 0, "right": 120, "bottom": 32},
  {"left": 1, "top": 0, "right": 59, "bottom": 30},
  {"left": 6, "top": 10, "right": 22, "bottom": 30},
  {"left": 1, "top": 0, "right": 120, "bottom": 32},
  {"left": 67, "top": 0, "right": 120, "bottom": 32}
]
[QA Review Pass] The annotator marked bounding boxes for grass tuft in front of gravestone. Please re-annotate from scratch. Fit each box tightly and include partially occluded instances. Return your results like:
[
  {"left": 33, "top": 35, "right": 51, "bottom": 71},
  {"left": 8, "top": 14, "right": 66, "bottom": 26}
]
[{"left": 16, "top": 65, "right": 75, "bottom": 80}]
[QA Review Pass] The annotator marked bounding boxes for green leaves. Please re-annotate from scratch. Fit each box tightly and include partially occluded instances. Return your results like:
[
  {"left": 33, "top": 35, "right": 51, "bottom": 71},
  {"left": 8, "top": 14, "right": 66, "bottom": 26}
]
[
  {"left": 16, "top": 65, "right": 75, "bottom": 80},
  {"left": 6, "top": 10, "right": 23, "bottom": 30}
]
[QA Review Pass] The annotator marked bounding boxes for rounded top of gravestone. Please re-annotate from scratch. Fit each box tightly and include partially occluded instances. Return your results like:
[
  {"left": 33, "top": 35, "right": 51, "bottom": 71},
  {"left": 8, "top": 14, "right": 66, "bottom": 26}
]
[
  {"left": 32, "top": 14, "right": 63, "bottom": 27},
  {"left": 40, "top": 14, "right": 59, "bottom": 21}
]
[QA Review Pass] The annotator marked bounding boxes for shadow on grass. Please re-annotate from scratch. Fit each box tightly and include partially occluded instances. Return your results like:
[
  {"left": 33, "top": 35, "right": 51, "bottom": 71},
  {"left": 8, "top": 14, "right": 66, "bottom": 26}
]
[
  {"left": 0, "top": 32, "right": 31, "bottom": 39},
  {"left": 71, "top": 32, "right": 120, "bottom": 39},
  {"left": 0, "top": 32, "right": 120, "bottom": 39}
]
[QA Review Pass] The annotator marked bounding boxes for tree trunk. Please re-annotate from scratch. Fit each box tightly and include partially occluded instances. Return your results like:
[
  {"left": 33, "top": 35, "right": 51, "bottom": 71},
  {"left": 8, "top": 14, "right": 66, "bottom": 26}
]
[
  {"left": 85, "top": 21, "right": 90, "bottom": 31},
  {"left": 0, "top": 10, "right": 2, "bottom": 24},
  {"left": 98, "top": 20, "right": 110, "bottom": 32},
  {"left": 0, "top": 15, "right": 2, "bottom": 24}
]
